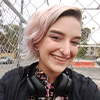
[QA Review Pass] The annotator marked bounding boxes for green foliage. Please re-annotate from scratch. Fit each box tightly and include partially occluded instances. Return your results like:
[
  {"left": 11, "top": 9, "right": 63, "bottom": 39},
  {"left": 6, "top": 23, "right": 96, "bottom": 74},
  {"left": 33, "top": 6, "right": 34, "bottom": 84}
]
[
  {"left": 0, "top": 31, "right": 5, "bottom": 44},
  {"left": 76, "top": 27, "right": 91, "bottom": 58},
  {"left": 81, "top": 27, "right": 91, "bottom": 42},
  {"left": 0, "top": 24, "right": 24, "bottom": 54},
  {"left": 98, "top": 52, "right": 100, "bottom": 57},
  {"left": 76, "top": 42, "right": 88, "bottom": 58}
]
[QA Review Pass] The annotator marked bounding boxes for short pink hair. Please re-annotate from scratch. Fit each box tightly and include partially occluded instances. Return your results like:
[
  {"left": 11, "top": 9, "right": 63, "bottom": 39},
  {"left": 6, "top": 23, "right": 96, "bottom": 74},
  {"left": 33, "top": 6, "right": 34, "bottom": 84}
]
[{"left": 21, "top": 4, "right": 82, "bottom": 61}]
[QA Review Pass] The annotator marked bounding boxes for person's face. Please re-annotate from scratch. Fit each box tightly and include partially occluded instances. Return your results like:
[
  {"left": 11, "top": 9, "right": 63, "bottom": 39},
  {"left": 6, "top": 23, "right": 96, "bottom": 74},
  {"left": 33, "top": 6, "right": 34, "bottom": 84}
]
[{"left": 38, "top": 16, "right": 81, "bottom": 74}]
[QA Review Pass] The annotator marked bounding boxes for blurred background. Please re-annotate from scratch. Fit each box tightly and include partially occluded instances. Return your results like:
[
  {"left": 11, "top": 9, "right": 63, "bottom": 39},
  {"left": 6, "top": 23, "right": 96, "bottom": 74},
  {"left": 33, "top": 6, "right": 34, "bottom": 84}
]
[{"left": 0, "top": 0, "right": 100, "bottom": 88}]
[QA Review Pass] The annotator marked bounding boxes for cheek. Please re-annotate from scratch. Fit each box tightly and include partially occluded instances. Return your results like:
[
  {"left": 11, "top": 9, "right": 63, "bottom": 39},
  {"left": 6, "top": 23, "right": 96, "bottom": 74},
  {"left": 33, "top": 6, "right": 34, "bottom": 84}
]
[
  {"left": 71, "top": 47, "right": 78, "bottom": 57},
  {"left": 39, "top": 40, "right": 57, "bottom": 53},
  {"left": 38, "top": 41, "right": 53, "bottom": 55}
]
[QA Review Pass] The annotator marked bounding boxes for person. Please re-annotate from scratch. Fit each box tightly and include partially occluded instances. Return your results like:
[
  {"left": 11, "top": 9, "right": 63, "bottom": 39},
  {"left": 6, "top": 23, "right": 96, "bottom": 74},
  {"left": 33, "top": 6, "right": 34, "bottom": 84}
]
[{"left": 0, "top": 4, "right": 100, "bottom": 100}]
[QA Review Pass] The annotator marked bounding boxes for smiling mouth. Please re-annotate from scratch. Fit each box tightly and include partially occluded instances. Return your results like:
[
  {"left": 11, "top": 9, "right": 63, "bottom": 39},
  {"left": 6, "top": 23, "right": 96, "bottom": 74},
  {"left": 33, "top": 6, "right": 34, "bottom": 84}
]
[{"left": 52, "top": 55, "right": 67, "bottom": 61}]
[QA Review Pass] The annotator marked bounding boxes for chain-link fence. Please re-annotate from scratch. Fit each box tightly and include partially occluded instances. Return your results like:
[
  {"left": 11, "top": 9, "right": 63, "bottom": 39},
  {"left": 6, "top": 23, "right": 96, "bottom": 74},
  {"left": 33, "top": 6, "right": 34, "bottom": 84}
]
[{"left": 0, "top": 0, "right": 100, "bottom": 88}]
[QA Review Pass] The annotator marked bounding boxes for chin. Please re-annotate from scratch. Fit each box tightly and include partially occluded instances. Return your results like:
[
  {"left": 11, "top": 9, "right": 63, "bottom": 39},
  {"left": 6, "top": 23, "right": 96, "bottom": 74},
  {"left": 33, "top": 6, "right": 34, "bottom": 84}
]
[{"left": 51, "top": 67, "right": 66, "bottom": 73}]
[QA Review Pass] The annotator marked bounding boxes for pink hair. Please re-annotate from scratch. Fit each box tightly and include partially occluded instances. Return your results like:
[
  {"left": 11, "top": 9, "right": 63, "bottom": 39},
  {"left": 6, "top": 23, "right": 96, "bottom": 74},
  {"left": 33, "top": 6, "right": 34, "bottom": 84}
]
[{"left": 21, "top": 4, "right": 82, "bottom": 61}]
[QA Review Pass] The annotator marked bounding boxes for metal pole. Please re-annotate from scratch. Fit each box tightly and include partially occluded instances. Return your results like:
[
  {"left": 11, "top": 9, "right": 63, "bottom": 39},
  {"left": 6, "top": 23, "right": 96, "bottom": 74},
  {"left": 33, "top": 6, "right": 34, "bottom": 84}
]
[
  {"left": 17, "top": 0, "right": 24, "bottom": 67},
  {"left": 46, "top": 0, "right": 49, "bottom": 6},
  {"left": 2, "top": 0, "right": 27, "bottom": 24}
]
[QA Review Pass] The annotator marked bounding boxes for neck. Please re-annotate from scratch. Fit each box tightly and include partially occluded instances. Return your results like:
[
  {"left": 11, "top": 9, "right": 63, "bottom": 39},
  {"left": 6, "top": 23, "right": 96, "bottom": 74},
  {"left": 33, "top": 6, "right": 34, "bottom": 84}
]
[
  {"left": 38, "top": 65, "right": 59, "bottom": 83},
  {"left": 47, "top": 73, "right": 58, "bottom": 83}
]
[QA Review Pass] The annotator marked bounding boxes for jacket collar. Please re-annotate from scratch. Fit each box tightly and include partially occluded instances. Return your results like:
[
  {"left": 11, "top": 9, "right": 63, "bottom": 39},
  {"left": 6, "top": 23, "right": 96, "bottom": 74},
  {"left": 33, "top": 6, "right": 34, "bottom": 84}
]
[
  {"left": 26, "top": 61, "right": 39, "bottom": 77},
  {"left": 20, "top": 61, "right": 39, "bottom": 80}
]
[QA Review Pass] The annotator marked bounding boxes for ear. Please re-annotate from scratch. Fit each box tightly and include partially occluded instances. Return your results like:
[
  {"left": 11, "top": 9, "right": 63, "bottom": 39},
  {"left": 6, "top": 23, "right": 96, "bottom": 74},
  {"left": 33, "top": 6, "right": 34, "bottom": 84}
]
[{"left": 34, "top": 43, "right": 39, "bottom": 51}]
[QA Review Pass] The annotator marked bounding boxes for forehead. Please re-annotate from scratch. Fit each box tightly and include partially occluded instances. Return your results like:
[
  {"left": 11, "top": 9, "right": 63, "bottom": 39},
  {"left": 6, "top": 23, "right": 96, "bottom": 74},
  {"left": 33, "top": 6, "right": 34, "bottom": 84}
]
[{"left": 48, "top": 16, "right": 81, "bottom": 36}]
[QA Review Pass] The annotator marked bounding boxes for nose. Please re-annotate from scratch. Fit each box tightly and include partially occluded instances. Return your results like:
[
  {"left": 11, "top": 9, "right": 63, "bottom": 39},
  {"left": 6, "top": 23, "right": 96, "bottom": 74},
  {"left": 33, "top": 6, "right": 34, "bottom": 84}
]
[{"left": 60, "top": 41, "right": 71, "bottom": 57}]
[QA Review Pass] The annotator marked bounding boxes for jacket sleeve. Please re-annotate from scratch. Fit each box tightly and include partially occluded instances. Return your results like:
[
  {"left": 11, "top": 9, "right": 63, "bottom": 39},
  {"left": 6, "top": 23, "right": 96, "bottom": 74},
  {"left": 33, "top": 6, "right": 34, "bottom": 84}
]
[
  {"left": 0, "top": 67, "right": 22, "bottom": 100},
  {"left": 0, "top": 76, "right": 6, "bottom": 100},
  {"left": 0, "top": 67, "right": 29, "bottom": 100},
  {"left": 92, "top": 82, "right": 100, "bottom": 100},
  {"left": 86, "top": 77, "right": 100, "bottom": 100},
  {"left": 70, "top": 70, "right": 100, "bottom": 100},
  {"left": 93, "top": 87, "right": 100, "bottom": 100}
]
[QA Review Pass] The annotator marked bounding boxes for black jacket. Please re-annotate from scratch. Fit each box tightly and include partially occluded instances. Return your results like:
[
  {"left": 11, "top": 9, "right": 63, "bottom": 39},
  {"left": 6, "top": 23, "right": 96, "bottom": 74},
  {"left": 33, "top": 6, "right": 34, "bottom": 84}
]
[{"left": 0, "top": 62, "right": 100, "bottom": 100}]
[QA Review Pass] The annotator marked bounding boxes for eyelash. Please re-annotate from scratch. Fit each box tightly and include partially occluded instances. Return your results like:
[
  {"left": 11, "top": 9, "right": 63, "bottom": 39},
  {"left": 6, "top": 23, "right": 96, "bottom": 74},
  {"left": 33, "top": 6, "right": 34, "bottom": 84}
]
[
  {"left": 50, "top": 36, "right": 61, "bottom": 40},
  {"left": 50, "top": 35, "right": 79, "bottom": 45},
  {"left": 71, "top": 41, "right": 79, "bottom": 45}
]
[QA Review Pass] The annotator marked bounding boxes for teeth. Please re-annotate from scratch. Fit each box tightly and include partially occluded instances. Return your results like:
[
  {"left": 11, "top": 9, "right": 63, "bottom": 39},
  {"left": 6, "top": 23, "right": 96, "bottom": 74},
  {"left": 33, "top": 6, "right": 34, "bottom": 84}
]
[{"left": 53, "top": 55, "right": 66, "bottom": 61}]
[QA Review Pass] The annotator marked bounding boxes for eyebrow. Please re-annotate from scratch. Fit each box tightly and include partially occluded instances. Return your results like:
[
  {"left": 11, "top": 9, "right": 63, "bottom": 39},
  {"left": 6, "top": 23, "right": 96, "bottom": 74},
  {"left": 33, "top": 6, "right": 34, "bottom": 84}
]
[
  {"left": 50, "top": 29, "right": 81, "bottom": 40},
  {"left": 49, "top": 30, "right": 65, "bottom": 36},
  {"left": 74, "top": 36, "right": 81, "bottom": 40}
]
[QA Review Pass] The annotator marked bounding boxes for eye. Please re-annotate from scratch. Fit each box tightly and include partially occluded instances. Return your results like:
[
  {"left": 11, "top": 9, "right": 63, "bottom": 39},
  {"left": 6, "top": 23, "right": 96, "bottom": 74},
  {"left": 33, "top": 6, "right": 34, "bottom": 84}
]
[
  {"left": 50, "top": 36, "right": 61, "bottom": 40},
  {"left": 71, "top": 41, "right": 79, "bottom": 45}
]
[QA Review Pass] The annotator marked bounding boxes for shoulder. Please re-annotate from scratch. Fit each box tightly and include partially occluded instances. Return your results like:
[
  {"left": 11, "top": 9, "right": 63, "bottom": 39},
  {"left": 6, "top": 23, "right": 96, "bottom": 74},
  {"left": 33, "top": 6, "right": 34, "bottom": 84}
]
[
  {"left": 71, "top": 69, "right": 95, "bottom": 86},
  {"left": 71, "top": 69, "right": 89, "bottom": 82},
  {"left": 70, "top": 69, "right": 96, "bottom": 89},
  {"left": 0, "top": 66, "right": 26, "bottom": 100},
  {"left": 0, "top": 62, "right": 38, "bottom": 100},
  {"left": 0, "top": 66, "right": 26, "bottom": 84},
  {"left": 70, "top": 69, "right": 100, "bottom": 100},
  {"left": 1, "top": 62, "right": 38, "bottom": 83}
]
